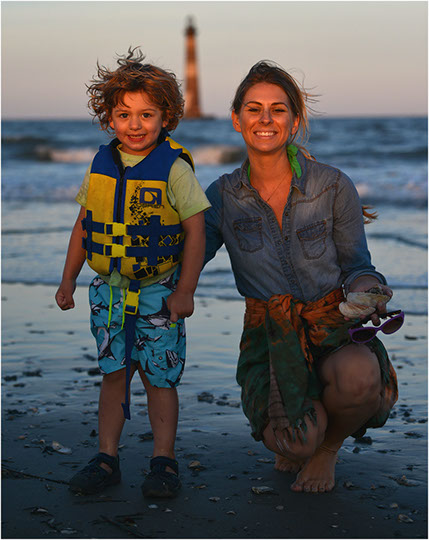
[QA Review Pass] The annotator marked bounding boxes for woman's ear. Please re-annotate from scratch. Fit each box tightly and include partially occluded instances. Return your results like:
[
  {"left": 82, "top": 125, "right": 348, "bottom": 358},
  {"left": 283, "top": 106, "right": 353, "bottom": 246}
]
[
  {"left": 291, "top": 114, "right": 300, "bottom": 136},
  {"left": 231, "top": 111, "right": 242, "bottom": 133}
]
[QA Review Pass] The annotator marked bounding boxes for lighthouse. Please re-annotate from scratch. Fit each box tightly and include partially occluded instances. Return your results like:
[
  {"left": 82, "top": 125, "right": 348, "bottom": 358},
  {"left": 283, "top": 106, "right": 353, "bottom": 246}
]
[{"left": 184, "top": 16, "right": 201, "bottom": 118}]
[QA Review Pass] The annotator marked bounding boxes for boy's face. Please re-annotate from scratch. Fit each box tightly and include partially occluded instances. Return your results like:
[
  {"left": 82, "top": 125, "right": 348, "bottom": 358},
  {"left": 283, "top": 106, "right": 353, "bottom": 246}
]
[{"left": 109, "top": 91, "right": 167, "bottom": 156}]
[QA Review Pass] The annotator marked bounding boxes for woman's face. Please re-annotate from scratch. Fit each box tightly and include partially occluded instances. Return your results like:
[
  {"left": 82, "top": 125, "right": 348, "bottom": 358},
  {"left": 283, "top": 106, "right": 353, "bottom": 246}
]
[{"left": 232, "top": 82, "right": 299, "bottom": 156}]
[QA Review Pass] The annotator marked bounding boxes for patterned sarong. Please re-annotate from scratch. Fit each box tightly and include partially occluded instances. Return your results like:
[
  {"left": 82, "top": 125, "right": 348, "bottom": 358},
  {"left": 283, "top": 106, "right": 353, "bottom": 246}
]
[{"left": 237, "top": 288, "right": 398, "bottom": 441}]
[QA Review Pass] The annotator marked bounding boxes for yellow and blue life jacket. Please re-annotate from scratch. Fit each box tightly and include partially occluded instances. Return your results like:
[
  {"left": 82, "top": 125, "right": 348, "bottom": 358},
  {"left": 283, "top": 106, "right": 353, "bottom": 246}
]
[{"left": 82, "top": 135, "right": 194, "bottom": 282}]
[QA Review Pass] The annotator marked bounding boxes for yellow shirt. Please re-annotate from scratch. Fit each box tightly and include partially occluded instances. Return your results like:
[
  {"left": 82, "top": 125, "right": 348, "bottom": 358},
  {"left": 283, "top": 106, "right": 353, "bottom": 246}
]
[{"left": 77, "top": 145, "right": 210, "bottom": 288}]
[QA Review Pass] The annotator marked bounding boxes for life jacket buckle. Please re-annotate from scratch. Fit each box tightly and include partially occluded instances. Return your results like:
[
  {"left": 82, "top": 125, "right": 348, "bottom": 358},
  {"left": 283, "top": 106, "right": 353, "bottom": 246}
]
[
  {"left": 105, "top": 222, "right": 127, "bottom": 236},
  {"left": 104, "top": 244, "right": 127, "bottom": 258},
  {"left": 124, "top": 289, "right": 140, "bottom": 315}
]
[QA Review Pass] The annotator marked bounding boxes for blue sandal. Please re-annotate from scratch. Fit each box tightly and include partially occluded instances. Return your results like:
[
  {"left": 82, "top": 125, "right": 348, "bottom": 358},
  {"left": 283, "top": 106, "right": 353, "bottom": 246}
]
[
  {"left": 141, "top": 456, "right": 181, "bottom": 498},
  {"left": 69, "top": 452, "right": 121, "bottom": 494}
]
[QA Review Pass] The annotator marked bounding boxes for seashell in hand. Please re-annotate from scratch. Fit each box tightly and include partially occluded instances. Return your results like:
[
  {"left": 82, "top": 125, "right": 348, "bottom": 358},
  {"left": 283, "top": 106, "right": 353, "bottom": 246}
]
[
  {"left": 339, "top": 285, "right": 390, "bottom": 318},
  {"left": 338, "top": 302, "right": 375, "bottom": 318}
]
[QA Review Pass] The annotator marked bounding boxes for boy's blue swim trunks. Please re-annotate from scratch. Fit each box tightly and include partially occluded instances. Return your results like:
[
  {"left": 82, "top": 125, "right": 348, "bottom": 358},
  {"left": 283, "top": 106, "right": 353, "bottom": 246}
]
[{"left": 89, "top": 268, "right": 185, "bottom": 388}]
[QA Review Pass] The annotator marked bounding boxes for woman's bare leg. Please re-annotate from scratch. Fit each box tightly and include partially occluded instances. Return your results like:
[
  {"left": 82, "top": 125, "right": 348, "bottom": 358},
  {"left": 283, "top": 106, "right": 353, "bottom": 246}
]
[
  {"left": 291, "top": 344, "right": 382, "bottom": 493},
  {"left": 262, "top": 400, "right": 328, "bottom": 472}
]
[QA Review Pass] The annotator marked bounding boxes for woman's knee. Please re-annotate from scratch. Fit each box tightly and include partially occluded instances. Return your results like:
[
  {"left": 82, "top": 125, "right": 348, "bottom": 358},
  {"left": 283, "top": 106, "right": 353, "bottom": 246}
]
[{"left": 326, "top": 346, "right": 382, "bottom": 405}]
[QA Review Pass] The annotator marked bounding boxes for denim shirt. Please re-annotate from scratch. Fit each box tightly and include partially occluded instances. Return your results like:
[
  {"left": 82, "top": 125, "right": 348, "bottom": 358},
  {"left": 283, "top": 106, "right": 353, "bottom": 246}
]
[{"left": 204, "top": 150, "right": 386, "bottom": 302}]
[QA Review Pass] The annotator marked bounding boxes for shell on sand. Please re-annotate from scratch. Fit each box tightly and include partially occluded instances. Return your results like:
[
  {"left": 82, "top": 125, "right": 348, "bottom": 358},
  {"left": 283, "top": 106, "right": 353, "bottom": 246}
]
[{"left": 339, "top": 286, "right": 390, "bottom": 318}]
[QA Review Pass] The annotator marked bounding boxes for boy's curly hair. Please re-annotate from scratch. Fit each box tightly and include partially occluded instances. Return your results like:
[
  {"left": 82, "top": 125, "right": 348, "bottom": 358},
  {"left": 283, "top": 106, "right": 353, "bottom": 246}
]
[{"left": 87, "top": 47, "right": 184, "bottom": 131}]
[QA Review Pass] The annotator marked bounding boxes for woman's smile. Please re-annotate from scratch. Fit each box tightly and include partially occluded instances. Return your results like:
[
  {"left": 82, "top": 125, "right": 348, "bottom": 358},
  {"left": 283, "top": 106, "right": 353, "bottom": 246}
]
[
  {"left": 232, "top": 82, "right": 299, "bottom": 155},
  {"left": 254, "top": 130, "right": 276, "bottom": 137}
]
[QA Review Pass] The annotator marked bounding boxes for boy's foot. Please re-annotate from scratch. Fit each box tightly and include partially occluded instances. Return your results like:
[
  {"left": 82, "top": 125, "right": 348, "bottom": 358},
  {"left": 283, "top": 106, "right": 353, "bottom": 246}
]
[
  {"left": 141, "top": 456, "right": 181, "bottom": 498},
  {"left": 69, "top": 452, "right": 121, "bottom": 494}
]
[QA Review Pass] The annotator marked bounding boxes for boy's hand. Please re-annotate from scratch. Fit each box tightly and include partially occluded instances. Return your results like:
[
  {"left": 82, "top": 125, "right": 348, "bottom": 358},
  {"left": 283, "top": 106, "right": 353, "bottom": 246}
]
[
  {"left": 166, "top": 290, "right": 194, "bottom": 323},
  {"left": 55, "top": 279, "right": 76, "bottom": 310}
]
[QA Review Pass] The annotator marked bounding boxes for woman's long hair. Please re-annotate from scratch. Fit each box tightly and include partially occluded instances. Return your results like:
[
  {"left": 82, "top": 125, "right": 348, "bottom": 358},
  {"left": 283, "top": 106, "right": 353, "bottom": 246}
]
[{"left": 232, "top": 61, "right": 376, "bottom": 223}]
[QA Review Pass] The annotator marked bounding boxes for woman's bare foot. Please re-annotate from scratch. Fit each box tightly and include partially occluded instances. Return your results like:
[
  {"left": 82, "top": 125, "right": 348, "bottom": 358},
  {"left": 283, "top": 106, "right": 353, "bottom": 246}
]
[
  {"left": 290, "top": 445, "right": 338, "bottom": 493},
  {"left": 275, "top": 453, "right": 305, "bottom": 473}
]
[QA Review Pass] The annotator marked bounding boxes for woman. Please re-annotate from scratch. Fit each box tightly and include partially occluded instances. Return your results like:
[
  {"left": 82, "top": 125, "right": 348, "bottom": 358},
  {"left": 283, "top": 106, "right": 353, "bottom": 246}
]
[{"left": 204, "top": 61, "right": 398, "bottom": 493}]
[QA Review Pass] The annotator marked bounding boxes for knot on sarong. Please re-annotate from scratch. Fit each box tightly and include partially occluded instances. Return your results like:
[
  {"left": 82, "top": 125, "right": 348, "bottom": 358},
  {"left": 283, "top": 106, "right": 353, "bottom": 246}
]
[{"left": 247, "top": 288, "right": 351, "bottom": 440}]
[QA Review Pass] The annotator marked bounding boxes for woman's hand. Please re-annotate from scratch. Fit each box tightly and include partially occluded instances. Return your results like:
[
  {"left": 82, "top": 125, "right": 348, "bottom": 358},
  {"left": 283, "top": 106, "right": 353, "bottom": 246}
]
[{"left": 348, "top": 276, "right": 393, "bottom": 325}]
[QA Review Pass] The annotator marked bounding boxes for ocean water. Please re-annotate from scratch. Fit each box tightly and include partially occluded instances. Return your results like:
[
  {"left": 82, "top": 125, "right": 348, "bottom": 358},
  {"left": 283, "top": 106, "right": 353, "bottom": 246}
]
[
  {"left": 2, "top": 116, "right": 427, "bottom": 313},
  {"left": 2, "top": 117, "right": 428, "bottom": 445}
]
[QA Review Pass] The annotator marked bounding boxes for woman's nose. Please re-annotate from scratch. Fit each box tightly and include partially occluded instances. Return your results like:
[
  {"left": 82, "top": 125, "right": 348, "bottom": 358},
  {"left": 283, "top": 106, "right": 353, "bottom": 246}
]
[{"left": 259, "top": 109, "right": 272, "bottom": 124}]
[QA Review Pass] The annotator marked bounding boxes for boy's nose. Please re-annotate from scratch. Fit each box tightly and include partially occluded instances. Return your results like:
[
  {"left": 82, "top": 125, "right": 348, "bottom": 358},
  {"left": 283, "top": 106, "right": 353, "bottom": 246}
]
[{"left": 129, "top": 116, "right": 142, "bottom": 129}]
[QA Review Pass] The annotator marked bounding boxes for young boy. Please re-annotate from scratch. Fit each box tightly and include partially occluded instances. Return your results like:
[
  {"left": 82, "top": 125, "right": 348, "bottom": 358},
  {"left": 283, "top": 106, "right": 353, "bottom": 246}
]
[{"left": 56, "top": 48, "right": 210, "bottom": 498}]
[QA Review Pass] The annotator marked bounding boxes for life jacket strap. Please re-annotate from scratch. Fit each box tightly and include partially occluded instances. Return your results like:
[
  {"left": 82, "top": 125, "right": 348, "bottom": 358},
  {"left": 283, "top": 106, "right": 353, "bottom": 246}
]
[
  {"left": 82, "top": 213, "right": 184, "bottom": 268},
  {"left": 83, "top": 218, "right": 182, "bottom": 238},
  {"left": 124, "top": 288, "right": 140, "bottom": 316},
  {"left": 82, "top": 238, "right": 184, "bottom": 266},
  {"left": 121, "top": 279, "right": 141, "bottom": 420}
]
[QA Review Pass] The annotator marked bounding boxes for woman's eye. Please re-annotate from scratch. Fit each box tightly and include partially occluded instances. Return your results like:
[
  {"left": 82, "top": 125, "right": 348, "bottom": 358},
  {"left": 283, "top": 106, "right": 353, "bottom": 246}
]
[{"left": 273, "top": 108, "right": 287, "bottom": 113}]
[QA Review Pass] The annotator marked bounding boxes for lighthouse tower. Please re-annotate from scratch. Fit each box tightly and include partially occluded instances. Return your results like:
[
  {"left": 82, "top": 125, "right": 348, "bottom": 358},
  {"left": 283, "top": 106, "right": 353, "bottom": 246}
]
[{"left": 184, "top": 16, "right": 201, "bottom": 118}]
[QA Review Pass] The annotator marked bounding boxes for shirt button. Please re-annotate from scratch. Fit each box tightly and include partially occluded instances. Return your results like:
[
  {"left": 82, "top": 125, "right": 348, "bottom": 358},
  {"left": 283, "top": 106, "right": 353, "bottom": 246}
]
[{"left": 284, "top": 236, "right": 288, "bottom": 241}]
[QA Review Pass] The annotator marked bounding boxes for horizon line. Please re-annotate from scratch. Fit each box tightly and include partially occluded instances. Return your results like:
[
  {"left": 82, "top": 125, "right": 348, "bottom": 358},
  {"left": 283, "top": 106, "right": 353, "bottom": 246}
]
[{"left": 2, "top": 113, "right": 428, "bottom": 122}]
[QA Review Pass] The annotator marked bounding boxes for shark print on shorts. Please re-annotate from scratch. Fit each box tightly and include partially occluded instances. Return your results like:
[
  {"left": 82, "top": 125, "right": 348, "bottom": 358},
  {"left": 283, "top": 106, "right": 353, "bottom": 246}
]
[{"left": 88, "top": 267, "right": 186, "bottom": 387}]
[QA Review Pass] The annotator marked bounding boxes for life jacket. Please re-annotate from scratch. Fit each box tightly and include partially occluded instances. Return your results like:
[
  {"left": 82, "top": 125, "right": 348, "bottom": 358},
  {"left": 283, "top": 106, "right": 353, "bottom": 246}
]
[{"left": 82, "top": 136, "right": 194, "bottom": 282}]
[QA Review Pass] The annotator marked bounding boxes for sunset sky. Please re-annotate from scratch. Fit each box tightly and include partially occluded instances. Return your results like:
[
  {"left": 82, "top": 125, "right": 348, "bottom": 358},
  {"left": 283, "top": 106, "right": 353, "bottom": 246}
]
[{"left": 2, "top": 1, "right": 427, "bottom": 119}]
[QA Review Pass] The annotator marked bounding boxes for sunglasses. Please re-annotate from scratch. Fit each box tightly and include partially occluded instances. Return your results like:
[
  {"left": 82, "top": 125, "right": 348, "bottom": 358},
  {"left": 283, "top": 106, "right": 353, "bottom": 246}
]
[{"left": 348, "top": 310, "right": 405, "bottom": 344}]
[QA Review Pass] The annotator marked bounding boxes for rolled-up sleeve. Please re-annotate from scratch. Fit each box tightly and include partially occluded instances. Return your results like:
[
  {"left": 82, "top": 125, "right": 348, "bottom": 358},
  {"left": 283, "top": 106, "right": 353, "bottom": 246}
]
[{"left": 333, "top": 173, "right": 386, "bottom": 293}]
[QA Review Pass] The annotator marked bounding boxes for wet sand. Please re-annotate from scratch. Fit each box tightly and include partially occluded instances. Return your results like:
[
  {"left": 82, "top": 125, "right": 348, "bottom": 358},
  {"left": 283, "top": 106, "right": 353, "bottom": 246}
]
[{"left": 2, "top": 283, "right": 427, "bottom": 539}]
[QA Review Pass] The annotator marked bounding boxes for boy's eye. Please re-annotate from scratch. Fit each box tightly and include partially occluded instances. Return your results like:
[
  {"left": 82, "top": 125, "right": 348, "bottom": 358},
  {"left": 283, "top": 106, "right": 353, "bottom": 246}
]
[
  {"left": 142, "top": 113, "right": 152, "bottom": 118},
  {"left": 119, "top": 113, "right": 128, "bottom": 119}
]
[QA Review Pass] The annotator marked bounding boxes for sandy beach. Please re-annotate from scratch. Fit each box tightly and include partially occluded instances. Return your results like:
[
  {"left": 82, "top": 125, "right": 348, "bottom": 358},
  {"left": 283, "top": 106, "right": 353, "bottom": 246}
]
[{"left": 2, "top": 283, "right": 427, "bottom": 539}]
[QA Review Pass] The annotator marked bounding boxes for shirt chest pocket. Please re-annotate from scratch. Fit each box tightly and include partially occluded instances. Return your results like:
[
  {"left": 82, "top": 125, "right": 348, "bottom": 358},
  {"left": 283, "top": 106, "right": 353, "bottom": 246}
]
[
  {"left": 233, "top": 217, "right": 263, "bottom": 252},
  {"left": 296, "top": 220, "right": 327, "bottom": 260}
]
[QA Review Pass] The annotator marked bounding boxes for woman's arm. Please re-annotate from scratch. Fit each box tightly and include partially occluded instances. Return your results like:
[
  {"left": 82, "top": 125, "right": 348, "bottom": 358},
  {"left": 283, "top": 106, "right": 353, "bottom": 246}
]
[
  {"left": 333, "top": 174, "right": 386, "bottom": 287},
  {"left": 333, "top": 174, "right": 392, "bottom": 323},
  {"left": 167, "top": 211, "right": 205, "bottom": 323},
  {"left": 204, "top": 180, "right": 225, "bottom": 266}
]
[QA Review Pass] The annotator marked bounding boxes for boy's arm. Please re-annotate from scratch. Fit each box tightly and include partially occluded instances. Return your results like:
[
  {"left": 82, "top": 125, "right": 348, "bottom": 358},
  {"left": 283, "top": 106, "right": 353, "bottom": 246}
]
[
  {"left": 166, "top": 211, "right": 205, "bottom": 323},
  {"left": 55, "top": 206, "right": 87, "bottom": 310}
]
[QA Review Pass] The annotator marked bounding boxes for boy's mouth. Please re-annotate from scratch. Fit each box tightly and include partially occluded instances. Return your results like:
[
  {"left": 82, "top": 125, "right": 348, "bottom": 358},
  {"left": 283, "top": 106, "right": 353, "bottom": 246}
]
[{"left": 128, "top": 134, "right": 145, "bottom": 141}]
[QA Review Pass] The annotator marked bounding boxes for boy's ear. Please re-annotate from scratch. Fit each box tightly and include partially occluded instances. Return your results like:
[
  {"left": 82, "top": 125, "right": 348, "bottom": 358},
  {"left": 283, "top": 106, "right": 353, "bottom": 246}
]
[
  {"left": 231, "top": 111, "right": 241, "bottom": 133},
  {"left": 109, "top": 117, "right": 114, "bottom": 130}
]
